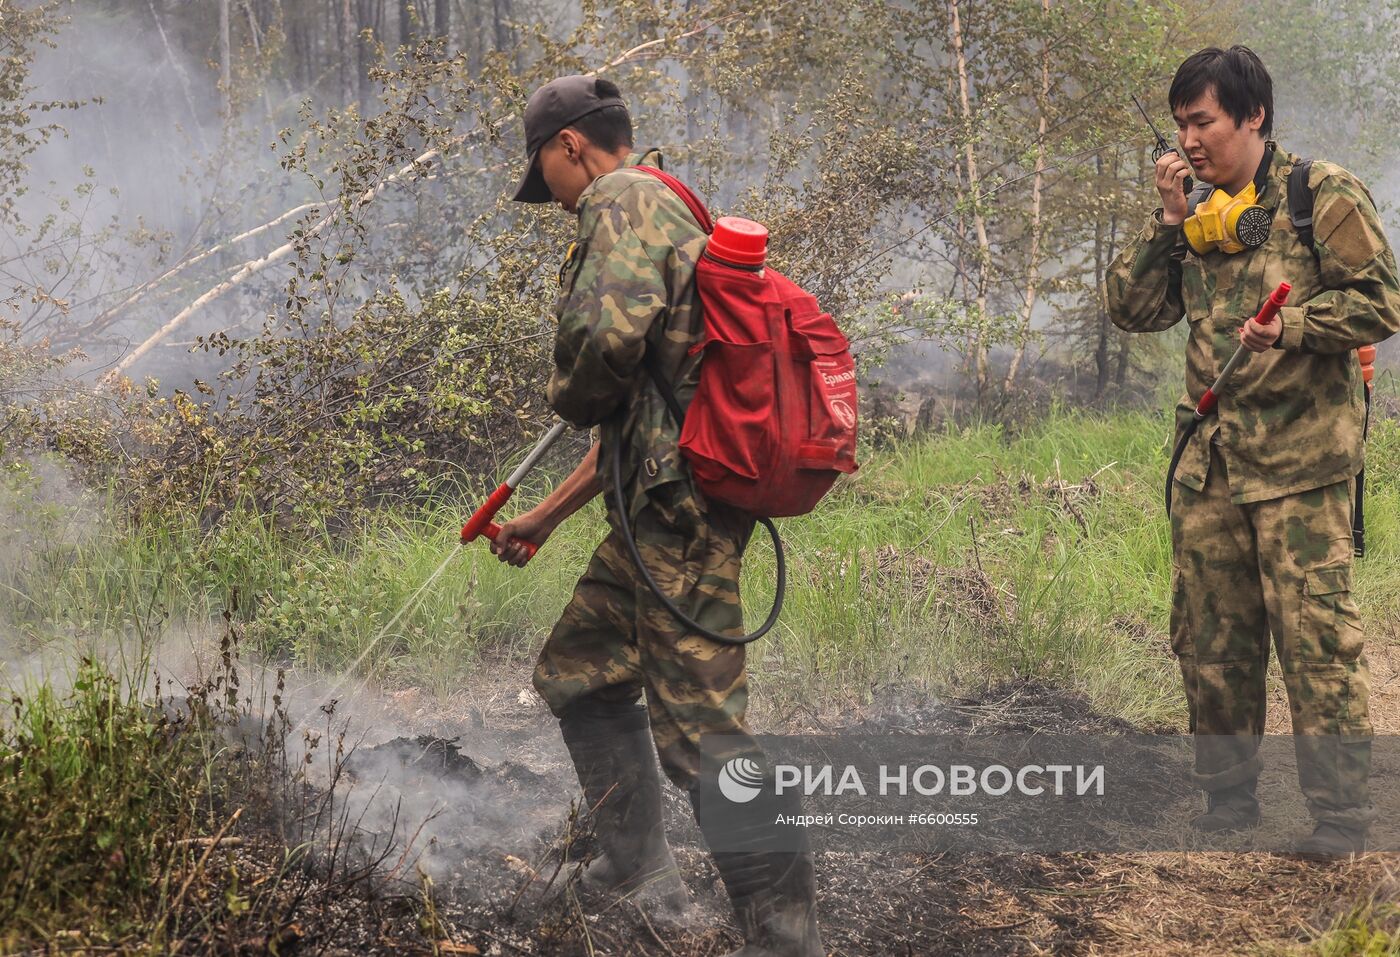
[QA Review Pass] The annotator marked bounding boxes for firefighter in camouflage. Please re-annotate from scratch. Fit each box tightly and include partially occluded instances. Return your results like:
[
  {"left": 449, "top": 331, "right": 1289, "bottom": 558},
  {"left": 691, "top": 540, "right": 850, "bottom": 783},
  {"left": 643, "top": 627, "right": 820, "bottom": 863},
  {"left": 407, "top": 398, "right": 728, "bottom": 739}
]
[
  {"left": 1105, "top": 46, "right": 1400, "bottom": 856},
  {"left": 492, "top": 75, "right": 822, "bottom": 955}
]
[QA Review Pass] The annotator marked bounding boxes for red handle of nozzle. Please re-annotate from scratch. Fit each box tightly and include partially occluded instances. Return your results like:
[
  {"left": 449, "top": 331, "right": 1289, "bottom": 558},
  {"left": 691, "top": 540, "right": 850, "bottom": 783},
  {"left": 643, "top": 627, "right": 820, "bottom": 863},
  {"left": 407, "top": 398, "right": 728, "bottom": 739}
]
[
  {"left": 1254, "top": 281, "right": 1290, "bottom": 327},
  {"left": 1194, "top": 281, "right": 1292, "bottom": 419},
  {"left": 1196, "top": 387, "right": 1219, "bottom": 417},
  {"left": 461, "top": 483, "right": 539, "bottom": 558}
]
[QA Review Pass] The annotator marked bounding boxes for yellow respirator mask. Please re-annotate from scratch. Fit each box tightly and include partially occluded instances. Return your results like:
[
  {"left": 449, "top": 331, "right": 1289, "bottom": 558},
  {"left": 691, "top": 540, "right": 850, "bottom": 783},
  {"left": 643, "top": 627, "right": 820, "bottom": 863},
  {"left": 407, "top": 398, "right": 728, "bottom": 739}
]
[{"left": 1183, "top": 181, "right": 1274, "bottom": 255}]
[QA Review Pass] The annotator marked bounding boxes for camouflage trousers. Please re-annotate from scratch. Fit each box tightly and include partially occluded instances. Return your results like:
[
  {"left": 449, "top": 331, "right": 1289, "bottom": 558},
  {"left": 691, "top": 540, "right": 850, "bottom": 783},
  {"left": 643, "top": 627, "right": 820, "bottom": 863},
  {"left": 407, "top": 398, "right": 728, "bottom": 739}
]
[
  {"left": 1171, "top": 443, "right": 1375, "bottom": 828},
  {"left": 533, "top": 480, "right": 759, "bottom": 791}
]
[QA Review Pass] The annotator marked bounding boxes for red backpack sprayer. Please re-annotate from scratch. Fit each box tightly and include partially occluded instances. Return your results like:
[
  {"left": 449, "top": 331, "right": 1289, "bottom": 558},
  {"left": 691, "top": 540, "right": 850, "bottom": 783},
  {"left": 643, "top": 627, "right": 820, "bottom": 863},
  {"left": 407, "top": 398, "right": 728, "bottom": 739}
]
[{"left": 462, "top": 173, "right": 859, "bottom": 645}]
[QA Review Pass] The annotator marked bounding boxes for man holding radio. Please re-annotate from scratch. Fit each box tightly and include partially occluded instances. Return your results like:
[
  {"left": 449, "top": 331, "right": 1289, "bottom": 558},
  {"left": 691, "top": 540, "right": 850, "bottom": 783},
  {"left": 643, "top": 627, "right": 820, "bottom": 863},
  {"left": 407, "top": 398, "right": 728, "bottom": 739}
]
[{"left": 1105, "top": 46, "right": 1399, "bottom": 855}]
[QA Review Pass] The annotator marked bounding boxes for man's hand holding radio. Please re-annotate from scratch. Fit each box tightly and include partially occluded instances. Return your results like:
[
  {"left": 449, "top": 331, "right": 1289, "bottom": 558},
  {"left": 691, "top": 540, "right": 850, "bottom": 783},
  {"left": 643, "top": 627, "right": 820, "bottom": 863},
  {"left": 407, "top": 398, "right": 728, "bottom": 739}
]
[{"left": 1156, "top": 152, "right": 1193, "bottom": 226}]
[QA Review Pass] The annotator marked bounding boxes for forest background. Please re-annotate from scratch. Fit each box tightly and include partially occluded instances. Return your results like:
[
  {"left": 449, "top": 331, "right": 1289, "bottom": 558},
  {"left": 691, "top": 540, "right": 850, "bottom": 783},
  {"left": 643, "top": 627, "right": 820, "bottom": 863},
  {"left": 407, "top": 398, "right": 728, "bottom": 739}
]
[
  {"left": 6, "top": 0, "right": 1397, "bottom": 521},
  {"left": 4, "top": 0, "right": 1400, "bottom": 952}
]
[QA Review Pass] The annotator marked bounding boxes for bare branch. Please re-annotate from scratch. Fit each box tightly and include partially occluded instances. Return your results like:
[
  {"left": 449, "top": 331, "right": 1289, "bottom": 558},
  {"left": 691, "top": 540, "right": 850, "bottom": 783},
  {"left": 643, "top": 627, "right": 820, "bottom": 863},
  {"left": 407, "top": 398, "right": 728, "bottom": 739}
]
[{"left": 102, "top": 13, "right": 739, "bottom": 384}]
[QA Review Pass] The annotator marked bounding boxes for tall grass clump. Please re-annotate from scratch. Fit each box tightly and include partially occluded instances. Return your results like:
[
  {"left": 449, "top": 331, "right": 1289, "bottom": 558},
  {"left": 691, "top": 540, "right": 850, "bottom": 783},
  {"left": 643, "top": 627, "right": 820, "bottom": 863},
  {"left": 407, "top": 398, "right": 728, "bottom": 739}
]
[
  {"left": 732, "top": 404, "right": 1185, "bottom": 724},
  {"left": 0, "top": 610, "right": 443, "bottom": 950},
  {"left": 0, "top": 657, "right": 202, "bottom": 945},
  {"left": 1311, "top": 899, "right": 1400, "bottom": 956}
]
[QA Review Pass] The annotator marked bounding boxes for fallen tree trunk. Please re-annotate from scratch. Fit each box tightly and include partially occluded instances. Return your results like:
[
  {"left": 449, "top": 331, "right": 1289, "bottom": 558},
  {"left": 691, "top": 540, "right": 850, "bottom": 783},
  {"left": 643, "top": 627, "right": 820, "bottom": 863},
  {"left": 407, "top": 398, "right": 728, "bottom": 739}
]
[{"left": 69, "top": 202, "right": 318, "bottom": 345}]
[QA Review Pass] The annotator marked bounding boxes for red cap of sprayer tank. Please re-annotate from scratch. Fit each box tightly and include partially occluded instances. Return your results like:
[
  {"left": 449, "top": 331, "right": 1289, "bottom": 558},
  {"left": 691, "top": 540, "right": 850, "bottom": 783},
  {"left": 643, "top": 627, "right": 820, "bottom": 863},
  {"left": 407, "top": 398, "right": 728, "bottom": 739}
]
[{"left": 706, "top": 217, "right": 768, "bottom": 267}]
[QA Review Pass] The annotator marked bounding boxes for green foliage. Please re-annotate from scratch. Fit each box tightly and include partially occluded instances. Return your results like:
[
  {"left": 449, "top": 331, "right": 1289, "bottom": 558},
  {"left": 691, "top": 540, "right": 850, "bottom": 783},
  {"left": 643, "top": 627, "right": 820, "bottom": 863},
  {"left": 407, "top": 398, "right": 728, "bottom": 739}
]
[
  {"left": 0, "top": 323, "right": 114, "bottom": 473},
  {"left": 0, "top": 4, "right": 140, "bottom": 335},
  {"left": 1311, "top": 902, "right": 1400, "bottom": 957},
  {"left": 0, "top": 659, "right": 201, "bottom": 942},
  {"left": 0, "top": 2, "right": 81, "bottom": 228},
  {"left": 1251, "top": 0, "right": 1400, "bottom": 190}
]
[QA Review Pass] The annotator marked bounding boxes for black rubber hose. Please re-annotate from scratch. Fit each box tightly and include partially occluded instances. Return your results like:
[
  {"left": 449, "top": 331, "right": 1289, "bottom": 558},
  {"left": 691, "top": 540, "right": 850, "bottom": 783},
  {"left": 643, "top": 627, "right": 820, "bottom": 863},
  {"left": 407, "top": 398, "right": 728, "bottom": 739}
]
[
  {"left": 610, "top": 440, "right": 785, "bottom": 645},
  {"left": 1354, "top": 383, "right": 1372, "bottom": 557},
  {"left": 1165, "top": 417, "right": 1202, "bottom": 517}
]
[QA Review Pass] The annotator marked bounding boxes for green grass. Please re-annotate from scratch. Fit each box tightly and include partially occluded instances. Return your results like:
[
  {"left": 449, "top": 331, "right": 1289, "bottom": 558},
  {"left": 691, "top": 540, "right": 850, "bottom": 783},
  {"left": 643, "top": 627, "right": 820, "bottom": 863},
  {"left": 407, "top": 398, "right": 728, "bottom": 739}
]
[
  {"left": 1305, "top": 901, "right": 1400, "bottom": 956},
  {"left": 0, "top": 656, "right": 203, "bottom": 947},
  {"left": 6, "top": 400, "right": 1400, "bottom": 727}
]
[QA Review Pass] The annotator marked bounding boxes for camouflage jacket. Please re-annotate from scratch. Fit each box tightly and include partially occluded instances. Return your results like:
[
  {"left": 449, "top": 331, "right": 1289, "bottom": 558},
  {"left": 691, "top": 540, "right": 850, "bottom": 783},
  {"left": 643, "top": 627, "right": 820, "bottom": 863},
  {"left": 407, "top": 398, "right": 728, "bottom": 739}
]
[
  {"left": 547, "top": 149, "right": 708, "bottom": 522},
  {"left": 1104, "top": 144, "right": 1400, "bottom": 503}
]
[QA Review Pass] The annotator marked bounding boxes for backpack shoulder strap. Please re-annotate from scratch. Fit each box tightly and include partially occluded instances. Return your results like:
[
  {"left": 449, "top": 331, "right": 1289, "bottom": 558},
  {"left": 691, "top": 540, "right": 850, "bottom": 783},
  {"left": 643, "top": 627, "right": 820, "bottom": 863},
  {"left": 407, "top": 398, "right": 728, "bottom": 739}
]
[
  {"left": 1185, "top": 181, "right": 1213, "bottom": 217},
  {"left": 643, "top": 358, "right": 686, "bottom": 428},
  {"left": 632, "top": 164, "right": 714, "bottom": 234},
  {"left": 1289, "top": 158, "right": 1316, "bottom": 255},
  {"left": 629, "top": 163, "right": 710, "bottom": 428}
]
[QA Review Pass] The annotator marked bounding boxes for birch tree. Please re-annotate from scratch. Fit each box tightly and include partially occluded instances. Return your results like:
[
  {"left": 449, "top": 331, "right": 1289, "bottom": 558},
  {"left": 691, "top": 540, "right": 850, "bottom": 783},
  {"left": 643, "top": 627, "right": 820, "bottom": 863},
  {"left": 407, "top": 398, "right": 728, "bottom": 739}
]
[{"left": 1003, "top": 0, "right": 1051, "bottom": 390}]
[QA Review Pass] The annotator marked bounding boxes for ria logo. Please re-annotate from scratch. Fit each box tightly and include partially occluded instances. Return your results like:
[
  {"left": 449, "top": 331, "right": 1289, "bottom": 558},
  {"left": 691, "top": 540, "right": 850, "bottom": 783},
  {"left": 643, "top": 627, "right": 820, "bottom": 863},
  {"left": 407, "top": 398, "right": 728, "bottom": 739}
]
[{"left": 718, "top": 756, "right": 766, "bottom": 804}]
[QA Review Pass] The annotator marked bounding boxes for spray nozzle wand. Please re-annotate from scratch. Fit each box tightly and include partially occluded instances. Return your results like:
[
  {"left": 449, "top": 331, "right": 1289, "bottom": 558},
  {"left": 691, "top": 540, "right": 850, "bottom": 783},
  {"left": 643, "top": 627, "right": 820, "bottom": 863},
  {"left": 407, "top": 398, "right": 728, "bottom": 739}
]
[
  {"left": 460, "top": 421, "right": 570, "bottom": 560},
  {"left": 1193, "top": 280, "right": 1290, "bottom": 418}
]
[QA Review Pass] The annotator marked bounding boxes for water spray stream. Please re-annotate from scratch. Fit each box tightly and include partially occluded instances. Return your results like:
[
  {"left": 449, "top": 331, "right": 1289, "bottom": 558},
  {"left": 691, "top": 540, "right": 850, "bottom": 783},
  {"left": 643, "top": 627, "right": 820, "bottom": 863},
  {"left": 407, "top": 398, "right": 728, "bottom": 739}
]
[
  {"left": 314, "top": 421, "right": 570, "bottom": 710},
  {"left": 317, "top": 547, "right": 460, "bottom": 708}
]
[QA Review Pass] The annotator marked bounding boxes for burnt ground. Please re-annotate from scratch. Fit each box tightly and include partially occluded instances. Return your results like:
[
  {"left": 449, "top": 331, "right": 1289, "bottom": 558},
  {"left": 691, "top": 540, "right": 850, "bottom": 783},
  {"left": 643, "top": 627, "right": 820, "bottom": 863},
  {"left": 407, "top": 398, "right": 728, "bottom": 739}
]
[{"left": 249, "top": 673, "right": 1400, "bottom": 957}]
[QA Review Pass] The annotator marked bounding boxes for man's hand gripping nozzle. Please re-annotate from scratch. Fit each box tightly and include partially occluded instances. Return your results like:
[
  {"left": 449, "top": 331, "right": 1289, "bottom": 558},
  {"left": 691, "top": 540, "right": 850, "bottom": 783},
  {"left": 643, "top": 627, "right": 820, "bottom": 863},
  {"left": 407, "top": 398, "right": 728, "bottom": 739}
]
[
  {"left": 1166, "top": 281, "right": 1291, "bottom": 515},
  {"left": 460, "top": 421, "right": 570, "bottom": 562}
]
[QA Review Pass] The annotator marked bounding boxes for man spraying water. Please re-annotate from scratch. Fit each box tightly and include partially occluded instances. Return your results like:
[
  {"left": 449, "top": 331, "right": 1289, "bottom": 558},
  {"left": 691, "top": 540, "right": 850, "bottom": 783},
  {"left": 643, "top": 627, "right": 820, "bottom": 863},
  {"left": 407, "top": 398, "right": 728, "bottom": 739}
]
[{"left": 488, "top": 76, "right": 822, "bottom": 955}]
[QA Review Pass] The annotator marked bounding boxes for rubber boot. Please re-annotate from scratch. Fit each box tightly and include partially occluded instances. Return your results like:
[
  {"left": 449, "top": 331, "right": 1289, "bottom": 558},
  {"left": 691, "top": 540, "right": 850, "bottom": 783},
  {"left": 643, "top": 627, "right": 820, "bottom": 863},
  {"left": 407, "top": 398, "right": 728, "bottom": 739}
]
[
  {"left": 1293, "top": 821, "right": 1367, "bottom": 858},
  {"left": 1292, "top": 733, "right": 1375, "bottom": 859},
  {"left": 558, "top": 700, "right": 688, "bottom": 912},
  {"left": 1190, "top": 780, "right": 1261, "bottom": 833},
  {"left": 689, "top": 772, "right": 822, "bottom": 957}
]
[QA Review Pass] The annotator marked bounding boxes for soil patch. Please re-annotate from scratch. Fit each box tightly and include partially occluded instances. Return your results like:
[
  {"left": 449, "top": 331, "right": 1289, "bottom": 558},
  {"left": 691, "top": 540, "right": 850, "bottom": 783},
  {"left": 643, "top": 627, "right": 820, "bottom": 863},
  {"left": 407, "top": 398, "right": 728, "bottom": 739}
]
[{"left": 310, "top": 677, "right": 1393, "bottom": 956}]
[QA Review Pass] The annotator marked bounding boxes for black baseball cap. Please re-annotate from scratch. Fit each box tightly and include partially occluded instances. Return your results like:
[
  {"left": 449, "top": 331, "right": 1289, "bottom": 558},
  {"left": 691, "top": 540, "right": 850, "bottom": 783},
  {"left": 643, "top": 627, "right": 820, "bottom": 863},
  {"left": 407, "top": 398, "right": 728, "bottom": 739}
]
[{"left": 512, "top": 75, "right": 628, "bottom": 203}]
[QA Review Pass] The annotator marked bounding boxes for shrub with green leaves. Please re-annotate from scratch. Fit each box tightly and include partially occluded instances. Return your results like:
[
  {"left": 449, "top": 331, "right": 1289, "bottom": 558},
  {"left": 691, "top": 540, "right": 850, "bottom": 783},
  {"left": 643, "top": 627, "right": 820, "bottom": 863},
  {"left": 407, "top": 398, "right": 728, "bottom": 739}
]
[{"left": 0, "top": 661, "right": 201, "bottom": 941}]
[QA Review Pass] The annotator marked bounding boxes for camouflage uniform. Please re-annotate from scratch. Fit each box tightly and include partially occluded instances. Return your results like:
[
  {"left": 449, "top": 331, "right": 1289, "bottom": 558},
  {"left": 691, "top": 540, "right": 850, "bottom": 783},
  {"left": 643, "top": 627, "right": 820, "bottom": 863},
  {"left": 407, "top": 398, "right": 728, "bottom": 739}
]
[
  {"left": 534, "top": 149, "right": 761, "bottom": 790},
  {"left": 1105, "top": 145, "right": 1400, "bottom": 826}
]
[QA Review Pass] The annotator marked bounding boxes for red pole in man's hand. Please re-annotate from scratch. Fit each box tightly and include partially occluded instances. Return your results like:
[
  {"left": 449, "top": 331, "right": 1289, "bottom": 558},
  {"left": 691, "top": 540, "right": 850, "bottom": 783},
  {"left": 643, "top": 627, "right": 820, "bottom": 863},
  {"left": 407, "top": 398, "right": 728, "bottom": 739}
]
[
  {"left": 1166, "top": 281, "right": 1291, "bottom": 516},
  {"left": 1196, "top": 281, "right": 1291, "bottom": 418},
  {"left": 460, "top": 422, "right": 569, "bottom": 561}
]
